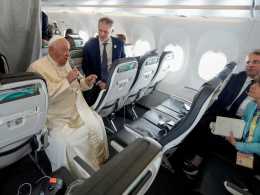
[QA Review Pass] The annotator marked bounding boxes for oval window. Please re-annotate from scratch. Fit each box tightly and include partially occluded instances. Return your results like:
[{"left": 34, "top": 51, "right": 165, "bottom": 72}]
[
  {"left": 198, "top": 51, "right": 227, "bottom": 80},
  {"left": 79, "top": 30, "right": 89, "bottom": 44},
  {"left": 134, "top": 39, "right": 151, "bottom": 56},
  {"left": 164, "top": 44, "right": 184, "bottom": 72}
]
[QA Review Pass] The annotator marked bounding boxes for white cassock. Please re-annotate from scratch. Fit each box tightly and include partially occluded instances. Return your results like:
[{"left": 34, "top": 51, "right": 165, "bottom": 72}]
[{"left": 27, "top": 55, "right": 108, "bottom": 179}]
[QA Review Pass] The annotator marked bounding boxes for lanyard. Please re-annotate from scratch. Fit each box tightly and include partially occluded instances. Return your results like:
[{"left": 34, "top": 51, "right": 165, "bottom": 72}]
[{"left": 243, "top": 107, "right": 260, "bottom": 142}]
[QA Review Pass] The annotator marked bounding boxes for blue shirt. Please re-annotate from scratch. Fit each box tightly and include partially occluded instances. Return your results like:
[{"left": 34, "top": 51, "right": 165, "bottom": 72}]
[{"left": 236, "top": 101, "right": 260, "bottom": 156}]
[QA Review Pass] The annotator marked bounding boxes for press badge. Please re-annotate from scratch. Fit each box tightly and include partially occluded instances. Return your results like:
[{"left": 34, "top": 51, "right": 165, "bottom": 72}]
[{"left": 236, "top": 151, "right": 254, "bottom": 169}]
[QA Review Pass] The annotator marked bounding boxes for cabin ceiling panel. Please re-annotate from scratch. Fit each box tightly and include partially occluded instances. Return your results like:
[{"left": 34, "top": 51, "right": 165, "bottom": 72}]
[
  {"left": 253, "top": 0, "right": 260, "bottom": 19},
  {"left": 41, "top": 0, "right": 254, "bottom": 19}
]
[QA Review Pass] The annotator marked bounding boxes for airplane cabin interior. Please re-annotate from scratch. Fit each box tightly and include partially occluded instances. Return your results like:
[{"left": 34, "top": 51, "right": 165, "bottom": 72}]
[{"left": 1, "top": 0, "right": 260, "bottom": 195}]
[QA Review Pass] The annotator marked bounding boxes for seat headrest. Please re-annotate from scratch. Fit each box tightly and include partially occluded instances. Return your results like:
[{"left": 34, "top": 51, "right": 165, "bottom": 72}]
[{"left": 105, "top": 58, "right": 138, "bottom": 91}]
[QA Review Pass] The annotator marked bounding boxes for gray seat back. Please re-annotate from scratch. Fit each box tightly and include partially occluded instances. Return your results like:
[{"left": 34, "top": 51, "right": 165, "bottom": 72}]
[
  {"left": 0, "top": 72, "right": 48, "bottom": 168},
  {"left": 69, "top": 49, "right": 84, "bottom": 76},
  {"left": 144, "top": 51, "right": 173, "bottom": 96},
  {"left": 67, "top": 33, "right": 84, "bottom": 47},
  {"left": 93, "top": 58, "right": 138, "bottom": 118},
  {"left": 72, "top": 137, "right": 162, "bottom": 195},
  {"left": 122, "top": 53, "right": 159, "bottom": 108},
  {"left": 42, "top": 46, "right": 49, "bottom": 58},
  {"left": 160, "top": 64, "right": 237, "bottom": 152}
]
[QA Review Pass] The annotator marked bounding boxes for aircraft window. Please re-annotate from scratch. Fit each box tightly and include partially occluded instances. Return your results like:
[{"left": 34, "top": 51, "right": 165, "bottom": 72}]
[
  {"left": 164, "top": 44, "right": 184, "bottom": 72},
  {"left": 79, "top": 30, "right": 89, "bottom": 44},
  {"left": 199, "top": 51, "right": 227, "bottom": 81},
  {"left": 134, "top": 39, "right": 151, "bottom": 56}
]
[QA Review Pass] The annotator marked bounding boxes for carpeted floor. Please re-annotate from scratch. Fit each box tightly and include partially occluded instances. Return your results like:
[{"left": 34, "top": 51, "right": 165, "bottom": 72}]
[{"left": 0, "top": 104, "right": 194, "bottom": 195}]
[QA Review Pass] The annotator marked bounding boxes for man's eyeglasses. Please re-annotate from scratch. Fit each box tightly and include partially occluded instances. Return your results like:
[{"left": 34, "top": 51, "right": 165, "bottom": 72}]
[{"left": 246, "top": 60, "right": 260, "bottom": 65}]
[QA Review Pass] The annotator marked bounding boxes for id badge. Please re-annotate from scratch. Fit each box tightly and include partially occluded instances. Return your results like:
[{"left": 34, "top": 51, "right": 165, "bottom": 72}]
[{"left": 236, "top": 151, "right": 254, "bottom": 169}]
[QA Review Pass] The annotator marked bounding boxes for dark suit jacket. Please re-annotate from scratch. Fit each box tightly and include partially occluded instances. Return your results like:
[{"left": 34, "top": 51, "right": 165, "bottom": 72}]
[
  {"left": 206, "top": 71, "right": 248, "bottom": 115},
  {"left": 82, "top": 36, "right": 126, "bottom": 84}
]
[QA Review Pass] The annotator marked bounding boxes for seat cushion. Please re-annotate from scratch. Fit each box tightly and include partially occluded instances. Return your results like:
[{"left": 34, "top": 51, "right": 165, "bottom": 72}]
[
  {"left": 129, "top": 118, "right": 165, "bottom": 140},
  {"left": 142, "top": 110, "right": 178, "bottom": 129},
  {"left": 155, "top": 105, "right": 181, "bottom": 120},
  {"left": 110, "top": 128, "right": 141, "bottom": 148},
  {"left": 160, "top": 98, "right": 188, "bottom": 114}
]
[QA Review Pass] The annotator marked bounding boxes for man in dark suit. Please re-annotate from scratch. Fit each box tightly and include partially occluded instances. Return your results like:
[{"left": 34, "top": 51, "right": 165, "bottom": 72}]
[
  {"left": 183, "top": 50, "right": 260, "bottom": 177},
  {"left": 82, "top": 17, "right": 126, "bottom": 106}
]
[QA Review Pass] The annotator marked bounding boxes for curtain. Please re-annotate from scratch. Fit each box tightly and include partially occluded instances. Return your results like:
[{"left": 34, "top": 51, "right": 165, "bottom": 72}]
[{"left": 0, "top": 0, "right": 41, "bottom": 73}]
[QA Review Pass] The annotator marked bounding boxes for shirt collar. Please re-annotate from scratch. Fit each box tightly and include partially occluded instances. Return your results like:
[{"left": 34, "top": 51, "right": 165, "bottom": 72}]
[
  {"left": 99, "top": 36, "right": 112, "bottom": 45},
  {"left": 246, "top": 76, "right": 254, "bottom": 82},
  {"left": 47, "top": 54, "right": 58, "bottom": 66}
]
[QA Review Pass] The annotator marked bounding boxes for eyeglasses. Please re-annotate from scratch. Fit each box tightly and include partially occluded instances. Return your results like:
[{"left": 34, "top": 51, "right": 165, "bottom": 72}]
[{"left": 246, "top": 60, "right": 260, "bottom": 65}]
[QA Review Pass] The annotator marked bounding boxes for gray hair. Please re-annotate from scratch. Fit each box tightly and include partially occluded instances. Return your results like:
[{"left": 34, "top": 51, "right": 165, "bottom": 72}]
[
  {"left": 98, "top": 17, "right": 114, "bottom": 30},
  {"left": 248, "top": 49, "right": 260, "bottom": 57}
]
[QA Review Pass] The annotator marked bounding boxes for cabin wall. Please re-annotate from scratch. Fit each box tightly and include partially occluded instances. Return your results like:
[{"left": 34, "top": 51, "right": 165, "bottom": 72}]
[{"left": 45, "top": 11, "right": 260, "bottom": 108}]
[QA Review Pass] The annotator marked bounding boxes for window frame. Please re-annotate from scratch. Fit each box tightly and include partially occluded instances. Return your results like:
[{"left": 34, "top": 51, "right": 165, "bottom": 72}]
[
  {"left": 133, "top": 36, "right": 151, "bottom": 57},
  {"left": 197, "top": 47, "right": 229, "bottom": 81},
  {"left": 163, "top": 42, "right": 185, "bottom": 73}
]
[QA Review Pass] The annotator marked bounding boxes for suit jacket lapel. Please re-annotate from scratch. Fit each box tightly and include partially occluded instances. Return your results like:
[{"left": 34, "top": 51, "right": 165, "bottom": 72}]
[
  {"left": 94, "top": 38, "right": 101, "bottom": 67},
  {"left": 111, "top": 37, "right": 117, "bottom": 62},
  {"left": 231, "top": 72, "right": 247, "bottom": 102}
]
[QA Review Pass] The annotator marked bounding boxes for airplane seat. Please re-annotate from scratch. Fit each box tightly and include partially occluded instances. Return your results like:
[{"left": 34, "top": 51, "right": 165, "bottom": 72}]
[
  {"left": 115, "top": 53, "right": 159, "bottom": 118},
  {"left": 93, "top": 57, "right": 138, "bottom": 132},
  {"left": 143, "top": 51, "right": 173, "bottom": 97},
  {"left": 0, "top": 52, "right": 10, "bottom": 74},
  {"left": 30, "top": 137, "right": 162, "bottom": 195},
  {"left": 66, "top": 33, "right": 84, "bottom": 47},
  {"left": 0, "top": 72, "right": 48, "bottom": 170},
  {"left": 111, "top": 72, "right": 230, "bottom": 171},
  {"left": 142, "top": 62, "right": 237, "bottom": 133},
  {"left": 41, "top": 46, "right": 49, "bottom": 58},
  {"left": 125, "top": 44, "right": 134, "bottom": 57},
  {"left": 69, "top": 49, "right": 85, "bottom": 76},
  {"left": 155, "top": 62, "right": 237, "bottom": 118},
  {"left": 191, "top": 153, "right": 260, "bottom": 195}
]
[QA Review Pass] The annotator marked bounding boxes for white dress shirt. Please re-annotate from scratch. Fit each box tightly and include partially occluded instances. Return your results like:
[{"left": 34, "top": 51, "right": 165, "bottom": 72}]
[
  {"left": 99, "top": 37, "right": 113, "bottom": 70},
  {"left": 226, "top": 76, "right": 255, "bottom": 117}
]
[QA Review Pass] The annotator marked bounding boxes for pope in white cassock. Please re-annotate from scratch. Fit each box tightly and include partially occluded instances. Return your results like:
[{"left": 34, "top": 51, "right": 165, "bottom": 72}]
[{"left": 27, "top": 36, "right": 108, "bottom": 179}]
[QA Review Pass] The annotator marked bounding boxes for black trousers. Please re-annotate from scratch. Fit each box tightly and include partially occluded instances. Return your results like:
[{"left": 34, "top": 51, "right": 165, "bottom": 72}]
[
  {"left": 83, "top": 85, "right": 101, "bottom": 107},
  {"left": 185, "top": 109, "right": 240, "bottom": 160}
]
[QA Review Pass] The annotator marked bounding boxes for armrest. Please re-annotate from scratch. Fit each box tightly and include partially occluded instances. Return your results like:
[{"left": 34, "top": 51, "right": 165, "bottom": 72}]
[
  {"left": 170, "top": 94, "right": 192, "bottom": 108},
  {"left": 151, "top": 107, "right": 180, "bottom": 122},
  {"left": 73, "top": 156, "right": 95, "bottom": 177},
  {"left": 93, "top": 89, "right": 106, "bottom": 111},
  {"left": 224, "top": 181, "right": 252, "bottom": 195}
]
